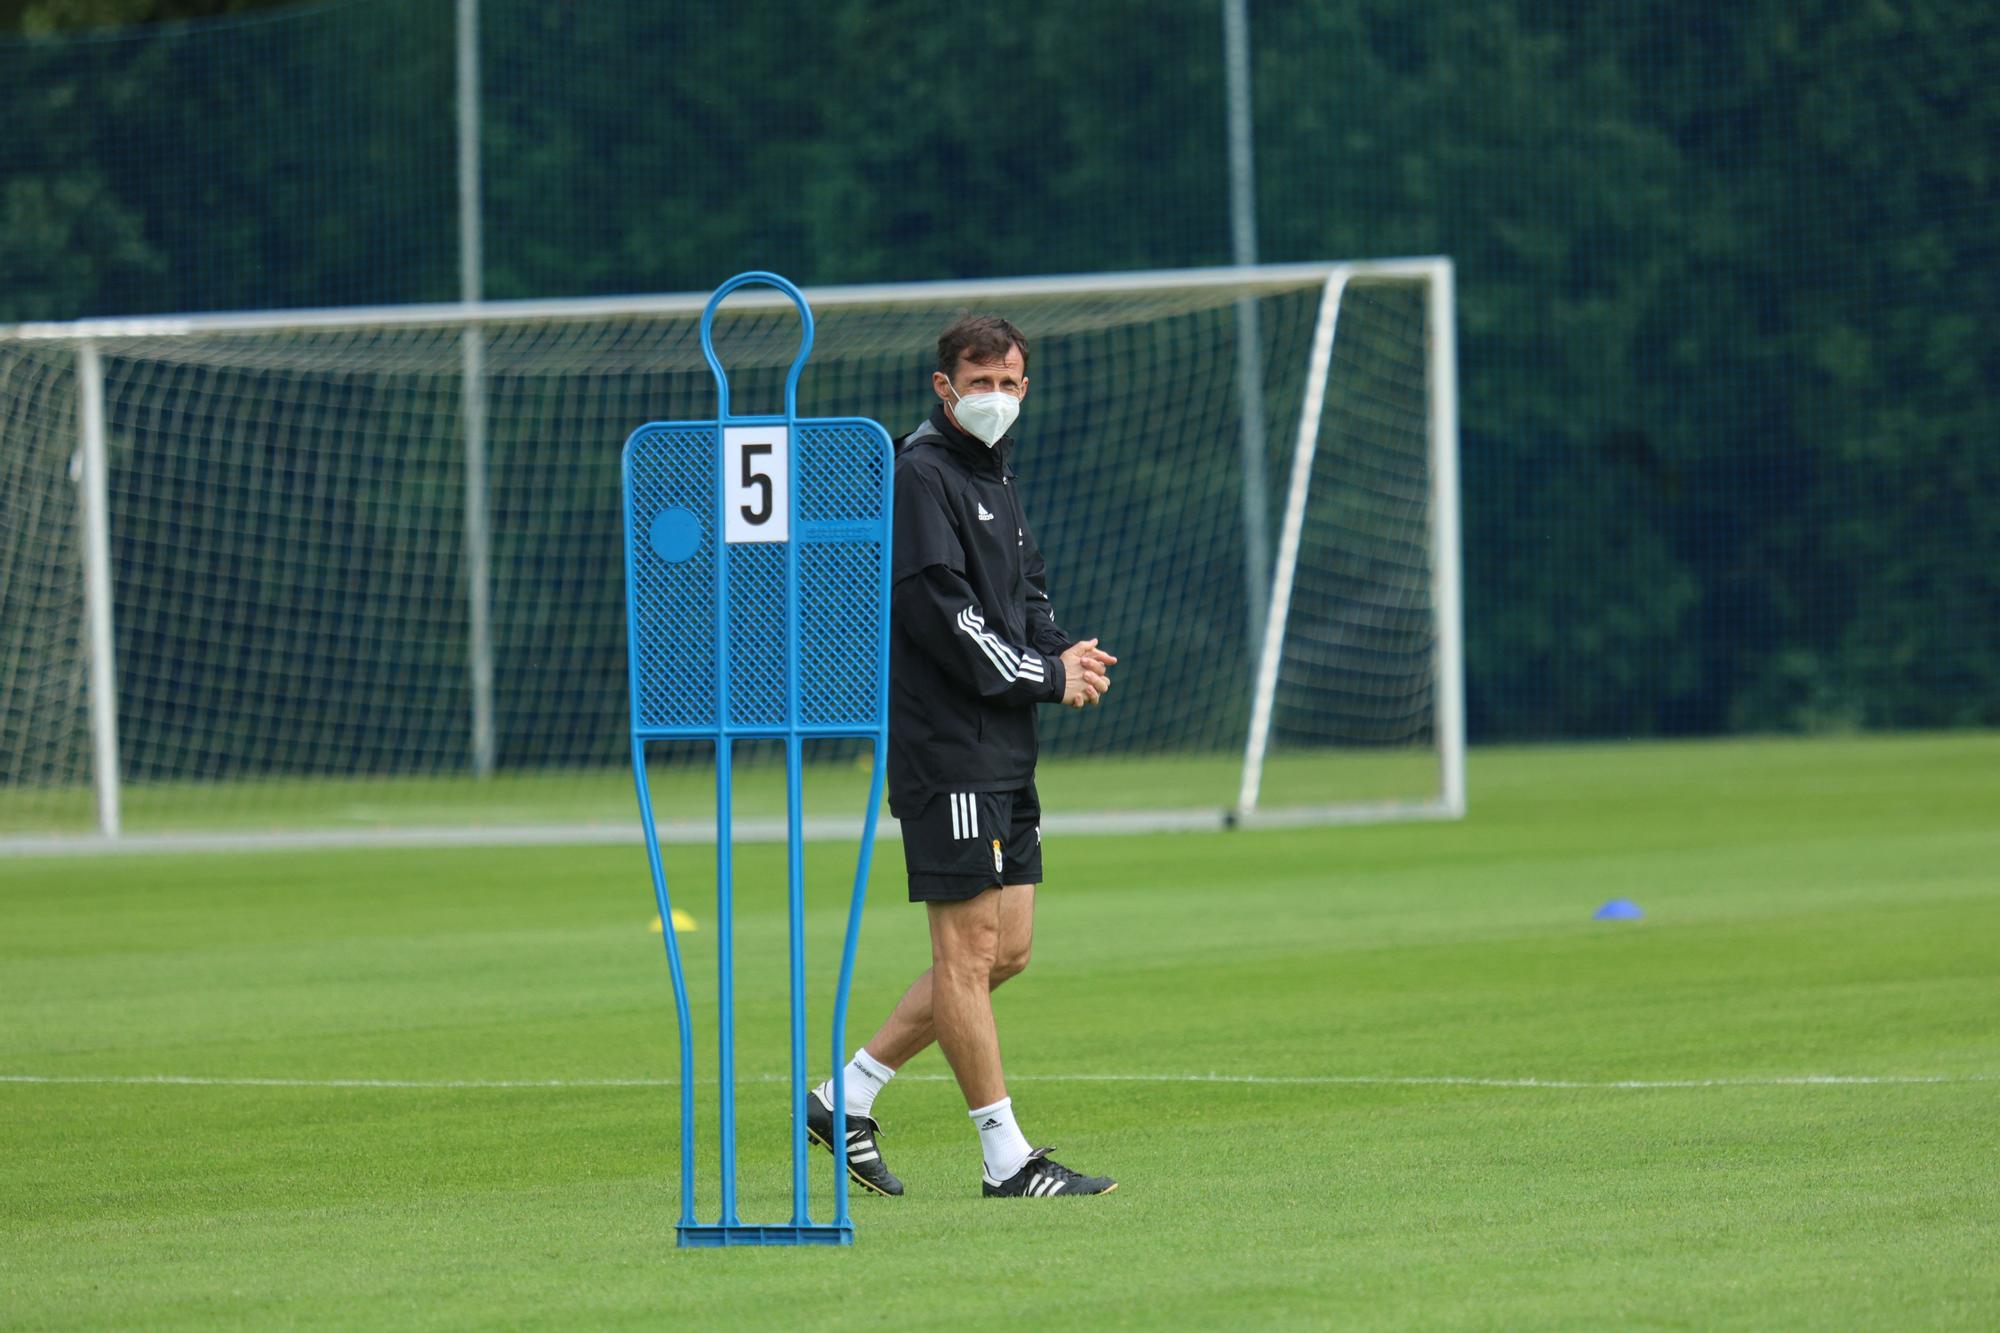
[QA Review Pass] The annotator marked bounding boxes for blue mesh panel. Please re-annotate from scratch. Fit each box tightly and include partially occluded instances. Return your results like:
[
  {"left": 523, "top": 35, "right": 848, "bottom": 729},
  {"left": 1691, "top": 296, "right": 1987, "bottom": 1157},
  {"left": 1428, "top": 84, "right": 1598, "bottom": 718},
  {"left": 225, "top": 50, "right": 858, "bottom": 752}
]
[
  {"left": 627, "top": 426, "right": 715, "bottom": 729},
  {"left": 800, "top": 541, "right": 882, "bottom": 727},
  {"left": 796, "top": 423, "right": 887, "bottom": 727},
  {"left": 727, "top": 543, "right": 787, "bottom": 727},
  {"left": 798, "top": 422, "right": 887, "bottom": 523},
  {"left": 626, "top": 415, "right": 889, "bottom": 736}
]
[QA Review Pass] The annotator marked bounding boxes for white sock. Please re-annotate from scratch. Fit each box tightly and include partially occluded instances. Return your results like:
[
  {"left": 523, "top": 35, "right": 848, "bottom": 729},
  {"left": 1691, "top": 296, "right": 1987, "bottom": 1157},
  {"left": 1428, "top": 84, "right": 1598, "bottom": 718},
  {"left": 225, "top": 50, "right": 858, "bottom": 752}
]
[
  {"left": 969, "top": 1096, "right": 1033, "bottom": 1181},
  {"left": 816, "top": 1048, "right": 895, "bottom": 1119}
]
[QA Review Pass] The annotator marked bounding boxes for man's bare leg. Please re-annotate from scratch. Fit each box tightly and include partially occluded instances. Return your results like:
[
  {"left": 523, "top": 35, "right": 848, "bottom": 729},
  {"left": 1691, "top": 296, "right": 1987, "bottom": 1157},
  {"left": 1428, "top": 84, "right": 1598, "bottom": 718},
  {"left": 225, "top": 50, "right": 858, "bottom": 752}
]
[
  {"left": 817, "top": 876, "right": 1110, "bottom": 1192},
  {"left": 808, "top": 884, "right": 1031, "bottom": 1195},
  {"left": 916, "top": 884, "right": 1040, "bottom": 1182},
  {"left": 920, "top": 887, "right": 1010, "bottom": 1107},
  {"left": 860, "top": 884, "right": 1034, "bottom": 1074}
]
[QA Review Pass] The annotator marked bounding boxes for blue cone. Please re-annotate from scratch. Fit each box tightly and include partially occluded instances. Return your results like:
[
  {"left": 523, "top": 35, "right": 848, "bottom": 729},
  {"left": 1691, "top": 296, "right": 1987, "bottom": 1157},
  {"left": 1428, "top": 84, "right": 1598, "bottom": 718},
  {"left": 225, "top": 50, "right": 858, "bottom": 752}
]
[{"left": 1593, "top": 898, "right": 1645, "bottom": 921}]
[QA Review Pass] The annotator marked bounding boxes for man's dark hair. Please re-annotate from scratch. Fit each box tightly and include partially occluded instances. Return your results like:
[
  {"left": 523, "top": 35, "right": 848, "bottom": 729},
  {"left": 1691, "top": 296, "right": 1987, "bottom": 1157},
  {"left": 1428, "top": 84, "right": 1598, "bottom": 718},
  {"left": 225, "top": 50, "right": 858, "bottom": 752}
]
[{"left": 937, "top": 313, "right": 1029, "bottom": 378}]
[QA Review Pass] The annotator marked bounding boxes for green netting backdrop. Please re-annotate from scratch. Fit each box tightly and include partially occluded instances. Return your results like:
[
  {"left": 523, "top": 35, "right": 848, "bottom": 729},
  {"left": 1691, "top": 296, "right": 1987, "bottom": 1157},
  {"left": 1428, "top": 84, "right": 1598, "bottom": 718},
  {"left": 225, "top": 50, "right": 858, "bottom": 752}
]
[{"left": 2, "top": 0, "right": 1995, "bottom": 742}]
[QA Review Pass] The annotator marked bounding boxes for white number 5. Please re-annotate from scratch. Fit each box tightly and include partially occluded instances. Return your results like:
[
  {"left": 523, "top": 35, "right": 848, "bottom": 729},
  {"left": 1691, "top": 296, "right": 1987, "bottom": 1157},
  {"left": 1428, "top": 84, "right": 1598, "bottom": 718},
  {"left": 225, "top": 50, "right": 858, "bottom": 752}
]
[{"left": 724, "top": 426, "right": 789, "bottom": 544}]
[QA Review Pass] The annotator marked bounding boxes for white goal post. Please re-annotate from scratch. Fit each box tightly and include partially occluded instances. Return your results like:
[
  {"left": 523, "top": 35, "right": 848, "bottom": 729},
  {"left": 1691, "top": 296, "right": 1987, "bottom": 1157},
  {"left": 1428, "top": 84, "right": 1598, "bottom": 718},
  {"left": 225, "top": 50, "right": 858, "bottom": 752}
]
[
  {"left": 0, "top": 259, "right": 1462, "bottom": 852},
  {"left": 1237, "top": 261, "right": 1465, "bottom": 824}
]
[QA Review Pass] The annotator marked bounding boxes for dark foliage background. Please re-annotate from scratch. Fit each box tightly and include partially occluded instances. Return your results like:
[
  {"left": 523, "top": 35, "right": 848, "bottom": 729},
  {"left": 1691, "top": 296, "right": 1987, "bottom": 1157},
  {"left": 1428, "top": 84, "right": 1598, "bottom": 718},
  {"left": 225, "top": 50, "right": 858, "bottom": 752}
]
[{"left": 4, "top": 0, "right": 1995, "bottom": 749}]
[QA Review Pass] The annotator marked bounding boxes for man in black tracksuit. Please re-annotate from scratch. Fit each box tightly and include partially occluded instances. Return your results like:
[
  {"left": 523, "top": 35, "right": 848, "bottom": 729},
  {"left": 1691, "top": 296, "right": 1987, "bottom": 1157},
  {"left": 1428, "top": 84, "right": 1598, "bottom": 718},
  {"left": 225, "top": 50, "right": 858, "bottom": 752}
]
[{"left": 806, "top": 315, "right": 1120, "bottom": 1199}]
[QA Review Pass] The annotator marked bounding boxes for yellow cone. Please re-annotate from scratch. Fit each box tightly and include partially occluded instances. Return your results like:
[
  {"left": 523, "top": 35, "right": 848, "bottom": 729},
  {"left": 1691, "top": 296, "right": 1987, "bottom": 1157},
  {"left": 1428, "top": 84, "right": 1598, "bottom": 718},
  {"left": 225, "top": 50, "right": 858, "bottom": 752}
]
[{"left": 648, "top": 909, "right": 699, "bottom": 933}]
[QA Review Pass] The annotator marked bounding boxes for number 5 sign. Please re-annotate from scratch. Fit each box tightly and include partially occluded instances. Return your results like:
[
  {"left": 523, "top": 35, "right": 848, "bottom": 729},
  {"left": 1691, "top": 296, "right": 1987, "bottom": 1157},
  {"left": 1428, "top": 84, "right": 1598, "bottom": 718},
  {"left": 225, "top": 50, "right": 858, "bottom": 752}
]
[{"left": 724, "top": 426, "right": 789, "bottom": 543}]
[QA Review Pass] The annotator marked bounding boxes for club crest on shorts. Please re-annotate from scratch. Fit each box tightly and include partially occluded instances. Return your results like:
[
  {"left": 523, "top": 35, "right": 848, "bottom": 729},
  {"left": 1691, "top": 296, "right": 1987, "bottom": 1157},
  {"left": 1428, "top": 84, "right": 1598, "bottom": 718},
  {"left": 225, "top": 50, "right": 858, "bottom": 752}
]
[{"left": 991, "top": 838, "right": 1003, "bottom": 875}]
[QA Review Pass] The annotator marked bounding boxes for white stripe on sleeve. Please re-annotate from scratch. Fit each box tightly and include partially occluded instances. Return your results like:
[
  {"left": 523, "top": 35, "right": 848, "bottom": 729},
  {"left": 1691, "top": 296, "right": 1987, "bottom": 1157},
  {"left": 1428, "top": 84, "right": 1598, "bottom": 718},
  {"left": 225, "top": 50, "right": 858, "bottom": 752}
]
[
  {"left": 956, "top": 608, "right": 1019, "bottom": 681},
  {"left": 961, "top": 608, "right": 1021, "bottom": 671}
]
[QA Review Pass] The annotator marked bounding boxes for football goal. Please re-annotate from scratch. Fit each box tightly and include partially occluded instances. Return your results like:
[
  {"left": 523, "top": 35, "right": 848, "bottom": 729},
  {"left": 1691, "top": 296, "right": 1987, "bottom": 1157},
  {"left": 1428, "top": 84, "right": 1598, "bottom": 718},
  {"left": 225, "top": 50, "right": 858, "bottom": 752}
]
[{"left": 0, "top": 260, "right": 1461, "bottom": 851}]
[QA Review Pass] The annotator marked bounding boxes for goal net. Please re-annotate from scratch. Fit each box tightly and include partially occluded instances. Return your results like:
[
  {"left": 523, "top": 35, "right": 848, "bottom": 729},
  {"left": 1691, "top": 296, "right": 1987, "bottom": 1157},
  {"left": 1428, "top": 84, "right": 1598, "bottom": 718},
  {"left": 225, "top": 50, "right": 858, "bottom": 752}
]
[{"left": 0, "top": 262, "right": 1461, "bottom": 849}]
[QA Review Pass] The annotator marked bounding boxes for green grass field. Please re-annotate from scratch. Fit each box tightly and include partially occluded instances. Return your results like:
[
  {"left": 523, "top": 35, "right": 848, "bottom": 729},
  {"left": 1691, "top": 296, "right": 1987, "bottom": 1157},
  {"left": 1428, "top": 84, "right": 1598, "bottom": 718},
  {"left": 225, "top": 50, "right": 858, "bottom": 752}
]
[
  {"left": 4, "top": 734, "right": 1997, "bottom": 1328},
  {"left": 1, "top": 749, "right": 1438, "bottom": 835}
]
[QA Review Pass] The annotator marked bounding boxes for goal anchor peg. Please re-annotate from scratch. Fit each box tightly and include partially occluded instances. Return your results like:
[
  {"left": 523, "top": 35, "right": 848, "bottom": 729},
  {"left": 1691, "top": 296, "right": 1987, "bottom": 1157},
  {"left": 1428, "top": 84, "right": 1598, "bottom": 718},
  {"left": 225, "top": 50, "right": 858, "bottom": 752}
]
[{"left": 620, "top": 270, "right": 895, "bottom": 1248}]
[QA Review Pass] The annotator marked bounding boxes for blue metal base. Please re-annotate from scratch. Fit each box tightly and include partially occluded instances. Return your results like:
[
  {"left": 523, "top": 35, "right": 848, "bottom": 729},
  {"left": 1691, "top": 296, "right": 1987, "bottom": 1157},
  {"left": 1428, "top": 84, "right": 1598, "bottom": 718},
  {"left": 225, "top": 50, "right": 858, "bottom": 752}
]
[{"left": 678, "top": 1223, "right": 854, "bottom": 1248}]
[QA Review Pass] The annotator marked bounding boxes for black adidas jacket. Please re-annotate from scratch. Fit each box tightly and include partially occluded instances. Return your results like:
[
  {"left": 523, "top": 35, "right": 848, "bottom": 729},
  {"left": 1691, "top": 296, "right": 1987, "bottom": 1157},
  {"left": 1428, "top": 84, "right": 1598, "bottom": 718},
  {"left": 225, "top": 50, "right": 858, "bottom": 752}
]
[{"left": 887, "top": 405, "right": 1074, "bottom": 816}]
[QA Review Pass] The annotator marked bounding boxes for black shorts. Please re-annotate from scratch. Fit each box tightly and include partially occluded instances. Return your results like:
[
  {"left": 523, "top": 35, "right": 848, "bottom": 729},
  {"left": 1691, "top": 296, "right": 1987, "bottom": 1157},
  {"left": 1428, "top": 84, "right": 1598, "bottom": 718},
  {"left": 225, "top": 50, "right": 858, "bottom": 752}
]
[{"left": 899, "top": 782, "right": 1043, "bottom": 902}]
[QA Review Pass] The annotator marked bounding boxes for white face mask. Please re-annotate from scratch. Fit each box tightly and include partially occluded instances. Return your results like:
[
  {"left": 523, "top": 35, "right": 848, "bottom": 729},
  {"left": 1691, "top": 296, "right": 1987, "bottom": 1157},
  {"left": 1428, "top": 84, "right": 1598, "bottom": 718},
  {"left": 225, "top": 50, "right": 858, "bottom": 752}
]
[{"left": 945, "top": 382, "right": 1021, "bottom": 447}]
